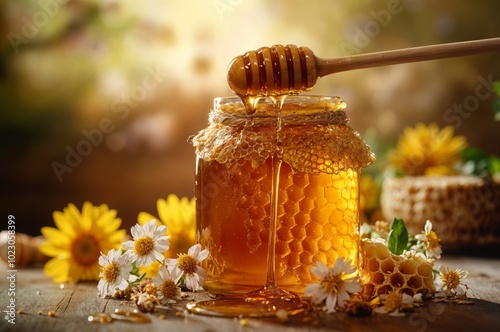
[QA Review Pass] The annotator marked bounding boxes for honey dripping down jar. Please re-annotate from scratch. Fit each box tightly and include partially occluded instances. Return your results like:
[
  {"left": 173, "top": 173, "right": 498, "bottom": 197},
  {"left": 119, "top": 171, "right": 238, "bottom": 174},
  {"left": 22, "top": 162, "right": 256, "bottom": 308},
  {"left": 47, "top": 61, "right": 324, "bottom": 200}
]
[{"left": 190, "top": 95, "right": 375, "bottom": 295}]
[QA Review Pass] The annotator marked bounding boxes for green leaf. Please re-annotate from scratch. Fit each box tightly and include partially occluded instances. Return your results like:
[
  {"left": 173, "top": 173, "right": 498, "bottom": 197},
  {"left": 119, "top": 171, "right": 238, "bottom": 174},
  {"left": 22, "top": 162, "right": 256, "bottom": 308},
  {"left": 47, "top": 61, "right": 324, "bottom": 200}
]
[
  {"left": 387, "top": 218, "right": 409, "bottom": 255},
  {"left": 494, "top": 99, "right": 500, "bottom": 121},
  {"left": 494, "top": 81, "right": 500, "bottom": 96},
  {"left": 489, "top": 156, "right": 500, "bottom": 175}
]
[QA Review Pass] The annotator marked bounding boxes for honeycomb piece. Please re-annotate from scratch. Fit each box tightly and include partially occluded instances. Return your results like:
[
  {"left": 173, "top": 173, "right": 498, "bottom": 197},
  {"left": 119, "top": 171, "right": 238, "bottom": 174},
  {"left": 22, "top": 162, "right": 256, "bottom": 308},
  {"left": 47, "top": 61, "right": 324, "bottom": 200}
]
[
  {"left": 381, "top": 176, "right": 500, "bottom": 247},
  {"left": 359, "top": 239, "right": 435, "bottom": 299}
]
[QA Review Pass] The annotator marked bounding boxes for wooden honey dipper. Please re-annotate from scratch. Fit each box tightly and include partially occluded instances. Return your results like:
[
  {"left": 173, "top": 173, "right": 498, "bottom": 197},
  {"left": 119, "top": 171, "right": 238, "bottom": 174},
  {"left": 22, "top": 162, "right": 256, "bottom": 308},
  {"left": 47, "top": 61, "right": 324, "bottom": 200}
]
[{"left": 227, "top": 37, "right": 500, "bottom": 97}]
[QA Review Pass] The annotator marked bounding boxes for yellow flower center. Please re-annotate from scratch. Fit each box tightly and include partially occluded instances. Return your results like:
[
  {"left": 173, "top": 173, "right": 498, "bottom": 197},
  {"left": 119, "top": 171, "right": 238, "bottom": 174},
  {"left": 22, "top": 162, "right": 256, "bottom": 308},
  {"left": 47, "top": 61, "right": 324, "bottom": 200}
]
[
  {"left": 177, "top": 254, "right": 197, "bottom": 275},
  {"left": 426, "top": 231, "right": 441, "bottom": 249},
  {"left": 161, "top": 280, "right": 179, "bottom": 298},
  {"left": 441, "top": 270, "right": 461, "bottom": 290},
  {"left": 134, "top": 236, "right": 155, "bottom": 256},
  {"left": 71, "top": 234, "right": 101, "bottom": 266},
  {"left": 384, "top": 292, "right": 402, "bottom": 312},
  {"left": 102, "top": 263, "right": 120, "bottom": 283},
  {"left": 320, "top": 273, "right": 344, "bottom": 294}
]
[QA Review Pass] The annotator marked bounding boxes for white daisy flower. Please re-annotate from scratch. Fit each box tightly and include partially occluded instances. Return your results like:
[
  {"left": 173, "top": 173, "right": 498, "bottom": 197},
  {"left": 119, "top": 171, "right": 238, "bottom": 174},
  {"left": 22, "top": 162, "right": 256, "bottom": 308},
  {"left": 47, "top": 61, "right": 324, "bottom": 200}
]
[
  {"left": 304, "top": 257, "right": 361, "bottom": 313},
  {"left": 415, "top": 220, "right": 442, "bottom": 259},
  {"left": 97, "top": 249, "right": 136, "bottom": 298},
  {"left": 122, "top": 219, "right": 170, "bottom": 267},
  {"left": 360, "top": 222, "right": 373, "bottom": 238},
  {"left": 435, "top": 264, "right": 468, "bottom": 296},
  {"left": 153, "top": 265, "right": 183, "bottom": 303},
  {"left": 165, "top": 243, "right": 209, "bottom": 292}
]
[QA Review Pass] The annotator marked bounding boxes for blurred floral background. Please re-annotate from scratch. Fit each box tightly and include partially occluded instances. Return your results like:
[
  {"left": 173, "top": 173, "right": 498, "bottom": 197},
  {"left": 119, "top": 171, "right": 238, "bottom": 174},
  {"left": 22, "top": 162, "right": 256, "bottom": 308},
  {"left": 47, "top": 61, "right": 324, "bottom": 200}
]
[{"left": 1, "top": 0, "right": 499, "bottom": 235}]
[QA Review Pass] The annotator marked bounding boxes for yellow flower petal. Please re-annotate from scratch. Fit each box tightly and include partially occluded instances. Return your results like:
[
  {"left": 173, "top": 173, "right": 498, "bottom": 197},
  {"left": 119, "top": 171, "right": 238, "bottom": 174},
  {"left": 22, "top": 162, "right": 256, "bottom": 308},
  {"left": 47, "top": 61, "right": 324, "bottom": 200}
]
[
  {"left": 41, "top": 227, "right": 71, "bottom": 247},
  {"left": 39, "top": 242, "right": 70, "bottom": 258},
  {"left": 53, "top": 211, "right": 76, "bottom": 238},
  {"left": 138, "top": 212, "right": 158, "bottom": 225},
  {"left": 44, "top": 257, "right": 71, "bottom": 283}
]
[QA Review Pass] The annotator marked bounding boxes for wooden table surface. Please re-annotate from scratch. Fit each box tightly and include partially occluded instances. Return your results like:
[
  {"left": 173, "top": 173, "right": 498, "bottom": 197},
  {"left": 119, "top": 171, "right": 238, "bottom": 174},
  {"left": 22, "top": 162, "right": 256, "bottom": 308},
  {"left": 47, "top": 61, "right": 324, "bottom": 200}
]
[{"left": 1, "top": 255, "right": 500, "bottom": 332}]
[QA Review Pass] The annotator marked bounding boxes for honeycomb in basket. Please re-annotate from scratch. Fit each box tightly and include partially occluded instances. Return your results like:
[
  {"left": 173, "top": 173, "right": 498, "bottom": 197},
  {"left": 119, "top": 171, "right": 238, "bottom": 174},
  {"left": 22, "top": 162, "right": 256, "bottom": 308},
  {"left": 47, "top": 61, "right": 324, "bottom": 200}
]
[
  {"left": 381, "top": 175, "right": 500, "bottom": 247},
  {"left": 359, "top": 238, "right": 435, "bottom": 299}
]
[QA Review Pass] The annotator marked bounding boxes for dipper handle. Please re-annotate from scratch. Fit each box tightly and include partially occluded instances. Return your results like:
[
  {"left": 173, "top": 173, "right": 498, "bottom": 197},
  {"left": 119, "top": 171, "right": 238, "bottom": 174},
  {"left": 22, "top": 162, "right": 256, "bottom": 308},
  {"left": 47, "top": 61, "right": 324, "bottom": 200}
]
[{"left": 227, "top": 38, "right": 500, "bottom": 97}]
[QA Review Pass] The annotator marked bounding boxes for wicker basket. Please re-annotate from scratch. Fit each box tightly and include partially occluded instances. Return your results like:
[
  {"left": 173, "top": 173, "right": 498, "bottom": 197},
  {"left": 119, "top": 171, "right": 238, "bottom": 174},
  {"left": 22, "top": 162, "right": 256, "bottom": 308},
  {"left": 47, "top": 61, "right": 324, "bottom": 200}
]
[{"left": 381, "top": 175, "right": 500, "bottom": 249}]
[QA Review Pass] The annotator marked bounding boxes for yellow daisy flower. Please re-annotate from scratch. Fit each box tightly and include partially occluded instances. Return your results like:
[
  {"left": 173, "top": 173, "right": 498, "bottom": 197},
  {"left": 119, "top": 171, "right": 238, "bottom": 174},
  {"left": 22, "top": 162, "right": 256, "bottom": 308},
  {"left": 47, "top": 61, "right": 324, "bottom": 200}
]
[
  {"left": 137, "top": 194, "right": 196, "bottom": 277},
  {"left": 388, "top": 123, "right": 467, "bottom": 176},
  {"left": 40, "top": 202, "right": 126, "bottom": 283}
]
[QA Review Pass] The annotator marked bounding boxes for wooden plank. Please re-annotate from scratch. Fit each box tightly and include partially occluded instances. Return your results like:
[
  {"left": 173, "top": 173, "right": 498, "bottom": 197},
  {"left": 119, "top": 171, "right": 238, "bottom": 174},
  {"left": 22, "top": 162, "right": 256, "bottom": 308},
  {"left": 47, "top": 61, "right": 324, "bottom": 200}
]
[{"left": 2, "top": 256, "right": 500, "bottom": 332}]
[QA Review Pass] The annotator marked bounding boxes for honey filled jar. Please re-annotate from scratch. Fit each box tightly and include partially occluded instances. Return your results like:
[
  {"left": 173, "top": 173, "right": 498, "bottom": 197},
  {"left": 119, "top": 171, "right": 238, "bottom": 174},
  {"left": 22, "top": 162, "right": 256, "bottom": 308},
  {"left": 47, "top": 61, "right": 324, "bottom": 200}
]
[{"left": 191, "top": 95, "right": 375, "bottom": 295}]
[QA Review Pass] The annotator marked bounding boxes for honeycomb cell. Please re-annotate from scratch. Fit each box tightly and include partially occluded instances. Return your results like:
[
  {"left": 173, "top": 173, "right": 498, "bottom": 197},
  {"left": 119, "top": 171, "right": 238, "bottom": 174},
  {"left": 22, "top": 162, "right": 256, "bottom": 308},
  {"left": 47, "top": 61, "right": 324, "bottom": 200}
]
[
  {"left": 325, "top": 187, "right": 341, "bottom": 203},
  {"left": 368, "top": 259, "right": 380, "bottom": 273},
  {"left": 373, "top": 245, "right": 390, "bottom": 260},
  {"left": 362, "top": 284, "right": 375, "bottom": 298},
  {"left": 237, "top": 196, "right": 253, "bottom": 209},
  {"left": 390, "top": 273, "right": 405, "bottom": 288},
  {"left": 275, "top": 241, "right": 290, "bottom": 256},
  {"left": 293, "top": 173, "right": 309, "bottom": 186},
  {"left": 331, "top": 234, "right": 344, "bottom": 250},
  {"left": 283, "top": 200, "right": 300, "bottom": 217},
  {"left": 277, "top": 227, "right": 292, "bottom": 242},
  {"left": 287, "top": 186, "right": 304, "bottom": 202},
  {"left": 233, "top": 171, "right": 250, "bottom": 186},
  {"left": 294, "top": 213, "right": 310, "bottom": 226},
  {"left": 318, "top": 237, "right": 332, "bottom": 251},
  {"left": 417, "top": 263, "right": 433, "bottom": 277},
  {"left": 336, "top": 199, "right": 348, "bottom": 211},
  {"left": 290, "top": 225, "right": 306, "bottom": 240},
  {"left": 407, "top": 275, "right": 422, "bottom": 289},
  {"left": 343, "top": 235, "right": 354, "bottom": 249},
  {"left": 321, "top": 222, "right": 334, "bottom": 237},
  {"left": 300, "top": 251, "right": 312, "bottom": 265},
  {"left": 242, "top": 182, "right": 259, "bottom": 197},
  {"left": 288, "top": 240, "right": 302, "bottom": 253},
  {"left": 373, "top": 272, "right": 385, "bottom": 285},
  {"left": 281, "top": 216, "right": 295, "bottom": 229},
  {"left": 312, "top": 252, "right": 326, "bottom": 263},
  {"left": 305, "top": 222, "right": 323, "bottom": 240},
  {"left": 328, "top": 207, "right": 345, "bottom": 225},
  {"left": 287, "top": 253, "right": 301, "bottom": 269},
  {"left": 302, "top": 237, "right": 319, "bottom": 253},
  {"left": 399, "top": 260, "right": 418, "bottom": 275},
  {"left": 336, "top": 248, "right": 349, "bottom": 260},
  {"left": 250, "top": 164, "right": 269, "bottom": 181},
  {"left": 336, "top": 220, "right": 350, "bottom": 236},
  {"left": 347, "top": 199, "right": 357, "bottom": 211},
  {"left": 380, "top": 259, "right": 395, "bottom": 274},
  {"left": 248, "top": 206, "right": 267, "bottom": 221},
  {"left": 298, "top": 199, "right": 315, "bottom": 213},
  {"left": 377, "top": 285, "right": 394, "bottom": 296}
]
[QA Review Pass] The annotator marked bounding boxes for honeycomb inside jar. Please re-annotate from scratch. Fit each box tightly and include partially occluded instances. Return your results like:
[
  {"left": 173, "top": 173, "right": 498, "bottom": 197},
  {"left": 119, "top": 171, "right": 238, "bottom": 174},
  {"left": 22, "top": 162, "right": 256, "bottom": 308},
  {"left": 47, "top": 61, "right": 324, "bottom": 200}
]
[{"left": 192, "top": 96, "right": 375, "bottom": 295}]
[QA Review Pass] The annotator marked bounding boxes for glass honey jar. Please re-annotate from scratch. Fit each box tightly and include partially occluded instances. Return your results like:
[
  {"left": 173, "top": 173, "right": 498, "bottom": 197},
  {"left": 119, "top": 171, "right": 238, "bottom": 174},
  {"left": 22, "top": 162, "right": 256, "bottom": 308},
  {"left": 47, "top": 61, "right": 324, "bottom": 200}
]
[{"left": 191, "top": 95, "right": 375, "bottom": 295}]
